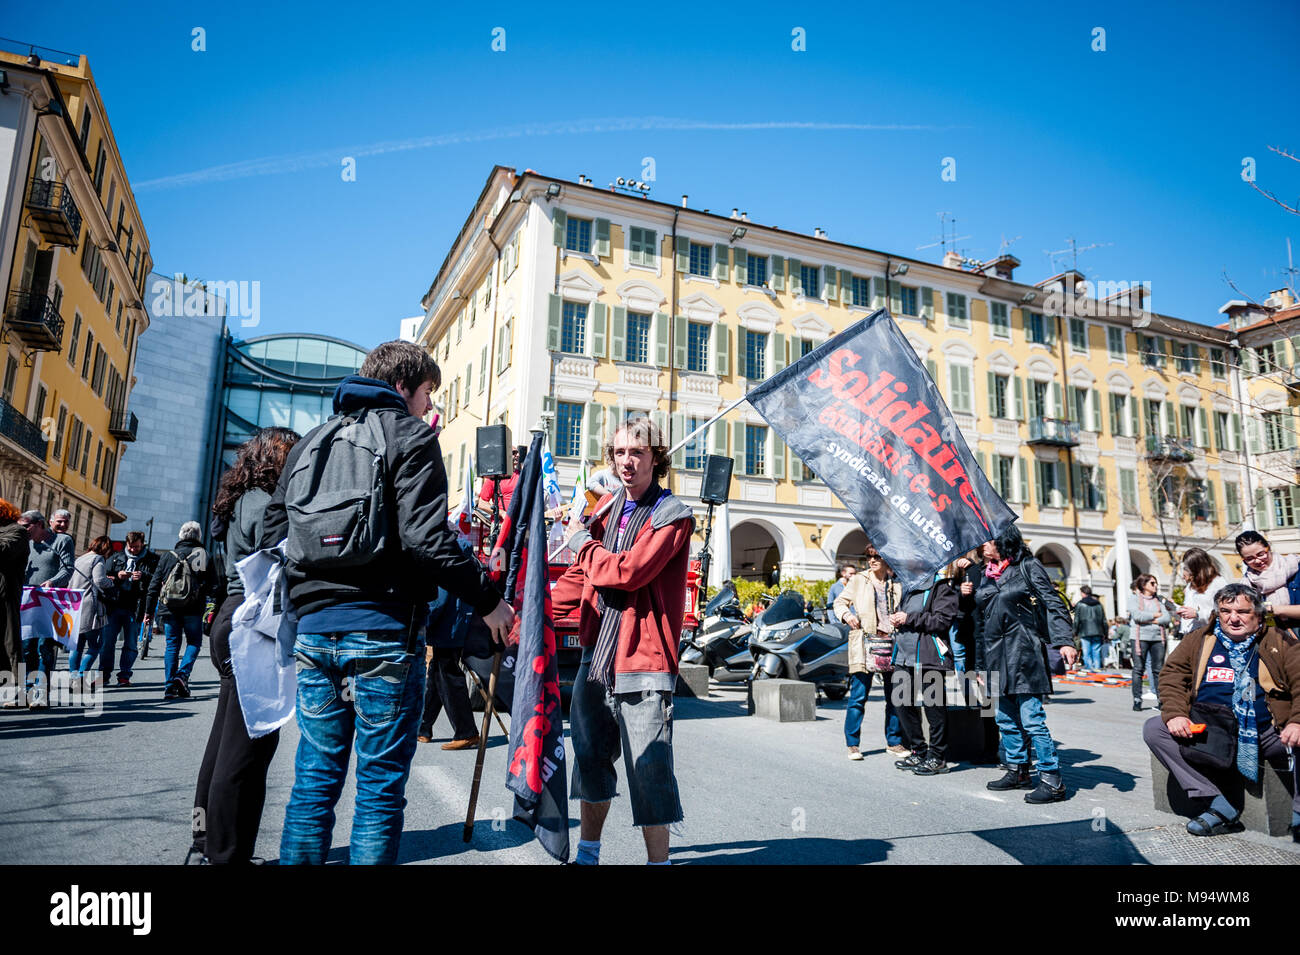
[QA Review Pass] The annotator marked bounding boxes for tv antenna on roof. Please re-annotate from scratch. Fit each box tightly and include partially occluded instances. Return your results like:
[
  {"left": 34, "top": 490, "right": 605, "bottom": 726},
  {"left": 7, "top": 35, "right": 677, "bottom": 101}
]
[
  {"left": 1043, "top": 236, "right": 1112, "bottom": 275},
  {"left": 916, "top": 212, "right": 971, "bottom": 254},
  {"left": 997, "top": 234, "right": 1022, "bottom": 255}
]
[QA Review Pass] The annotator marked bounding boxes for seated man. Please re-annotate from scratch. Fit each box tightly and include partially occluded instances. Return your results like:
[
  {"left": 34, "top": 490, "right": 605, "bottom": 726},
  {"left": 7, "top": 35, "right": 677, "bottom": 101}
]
[{"left": 1143, "top": 583, "right": 1300, "bottom": 841}]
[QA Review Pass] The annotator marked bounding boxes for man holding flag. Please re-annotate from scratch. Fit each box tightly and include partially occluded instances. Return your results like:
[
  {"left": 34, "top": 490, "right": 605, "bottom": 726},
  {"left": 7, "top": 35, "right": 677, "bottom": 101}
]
[{"left": 552, "top": 413, "right": 694, "bottom": 865}]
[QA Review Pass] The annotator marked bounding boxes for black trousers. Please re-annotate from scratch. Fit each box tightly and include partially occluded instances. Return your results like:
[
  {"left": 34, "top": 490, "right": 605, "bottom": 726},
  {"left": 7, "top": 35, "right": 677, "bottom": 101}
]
[
  {"left": 420, "top": 647, "right": 477, "bottom": 740},
  {"left": 193, "top": 594, "right": 280, "bottom": 864},
  {"left": 1132, "top": 640, "right": 1165, "bottom": 703},
  {"left": 891, "top": 666, "right": 949, "bottom": 761}
]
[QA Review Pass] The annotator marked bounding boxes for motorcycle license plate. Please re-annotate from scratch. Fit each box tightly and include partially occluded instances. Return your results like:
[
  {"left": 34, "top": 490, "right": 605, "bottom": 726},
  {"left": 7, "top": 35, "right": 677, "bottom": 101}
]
[{"left": 563, "top": 635, "right": 582, "bottom": 649}]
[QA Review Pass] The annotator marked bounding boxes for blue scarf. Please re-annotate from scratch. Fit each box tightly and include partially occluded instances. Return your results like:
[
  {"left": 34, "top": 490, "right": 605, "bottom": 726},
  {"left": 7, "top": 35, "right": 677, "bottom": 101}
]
[{"left": 1212, "top": 622, "right": 1261, "bottom": 782}]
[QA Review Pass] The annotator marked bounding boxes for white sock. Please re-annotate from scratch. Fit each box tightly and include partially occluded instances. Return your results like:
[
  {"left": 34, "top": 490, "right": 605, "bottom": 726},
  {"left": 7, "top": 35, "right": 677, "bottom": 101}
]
[{"left": 576, "top": 839, "right": 601, "bottom": 865}]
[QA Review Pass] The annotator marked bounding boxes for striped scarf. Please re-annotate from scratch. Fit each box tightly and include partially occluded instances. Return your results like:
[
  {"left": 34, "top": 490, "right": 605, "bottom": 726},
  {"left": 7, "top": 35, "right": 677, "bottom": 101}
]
[
  {"left": 1213, "top": 622, "right": 1262, "bottom": 782},
  {"left": 588, "top": 485, "right": 661, "bottom": 689}
]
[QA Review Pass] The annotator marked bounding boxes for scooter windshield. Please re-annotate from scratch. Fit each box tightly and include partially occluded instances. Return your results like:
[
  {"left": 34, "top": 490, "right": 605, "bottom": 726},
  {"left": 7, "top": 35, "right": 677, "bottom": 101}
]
[
  {"left": 705, "top": 582, "right": 738, "bottom": 616},
  {"left": 763, "top": 591, "right": 805, "bottom": 624}
]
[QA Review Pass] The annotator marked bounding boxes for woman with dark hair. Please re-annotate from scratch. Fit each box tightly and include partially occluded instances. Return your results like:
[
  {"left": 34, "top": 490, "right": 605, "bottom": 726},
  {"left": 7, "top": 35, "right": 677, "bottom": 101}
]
[
  {"left": 1236, "top": 530, "right": 1300, "bottom": 622},
  {"left": 68, "top": 536, "right": 115, "bottom": 691},
  {"left": 1174, "top": 547, "right": 1228, "bottom": 637},
  {"left": 190, "top": 426, "right": 300, "bottom": 864},
  {"left": 973, "top": 524, "right": 1077, "bottom": 802},
  {"left": 0, "top": 499, "right": 28, "bottom": 707},
  {"left": 1129, "top": 573, "right": 1172, "bottom": 711},
  {"left": 889, "top": 561, "right": 961, "bottom": 775}
]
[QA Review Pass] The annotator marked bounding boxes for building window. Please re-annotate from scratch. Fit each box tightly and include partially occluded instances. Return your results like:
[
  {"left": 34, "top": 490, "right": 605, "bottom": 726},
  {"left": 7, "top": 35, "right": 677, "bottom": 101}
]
[
  {"left": 629, "top": 227, "right": 657, "bottom": 267},
  {"left": 1256, "top": 343, "right": 1276, "bottom": 375},
  {"left": 91, "top": 345, "right": 107, "bottom": 396},
  {"left": 946, "top": 293, "right": 968, "bottom": 328},
  {"left": 687, "top": 322, "right": 710, "bottom": 373},
  {"left": 52, "top": 407, "right": 67, "bottom": 461},
  {"left": 80, "top": 430, "right": 91, "bottom": 474},
  {"left": 1263, "top": 411, "right": 1289, "bottom": 452},
  {"left": 1146, "top": 399, "right": 1163, "bottom": 437},
  {"left": 1110, "top": 393, "right": 1129, "bottom": 437},
  {"left": 799, "top": 264, "right": 820, "bottom": 298},
  {"left": 556, "top": 401, "right": 583, "bottom": 457},
  {"left": 68, "top": 313, "right": 83, "bottom": 366},
  {"left": 1272, "top": 487, "right": 1296, "bottom": 528},
  {"left": 626, "top": 312, "right": 651, "bottom": 364},
  {"left": 744, "top": 330, "right": 767, "bottom": 380},
  {"left": 1036, "top": 460, "right": 1064, "bottom": 508},
  {"left": 79, "top": 106, "right": 92, "bottom": 151},
  {"left": 851, "top": 276, "right": 870, "bottom": 307},
  {"left": 1180, "top": 405, "right": 1196, "bottom": 443},
  {"left": 1214, "top": 410, "right": 1232, "bottom": 451},
  {"left": 1225, "top": 481, "right": 1241, "bottom": 524},
  {"left": 948, "top": 364, "right": 972, "bottom": 414},
  {"left": 1069, "top": 318, "right": 1087, "bottom": 352},
  {"left": 479, "top": 346, "right": 488, "bottom": 393},
  {"left": 746, "top": 254, "right": 767, "bottom": 287},
  {"left": 688, "top": 242, "right": 712, "bottom": 278},
  {"left": 93, "top": 141, "right": 106, "bottom": 192},
  {"left": 745, "top": 424, "right": 767, "bottom": 476},
  {"left": 799, "top": 338, "right": 815, "bottom": 358},
  {"left": 1107, "top": 326, "right": 1126, "bottom": 358},
  {"left": 67, "top": 417, "right": 83, "bottom": 468},
  {"left": 1, "top": 356, "right": 17, "bottom": 403},
  {"left": 1029, "top": 381, "right": 1049, "bottom": 420},
  {"left": 990, "top": 302, "right": 1010, "bottom": 338},
  {"left": 1209, "top": 347, "right": 1226, "bottom": 379},
  {"left": 994, "top": 455, "right": 1015, "bottom": 501},
  {"left": 1177, "top": 343, "right": 1196, "bottom": 374},
  {"left": 1140, "top": 335, "right": 1163, "bottom": 368},
  {"left": 992, "top": 374, "right": 1010, "bottom": 419},
  {"left": 564, "top": 216, "right": 592, "bottom": 254},
  {"left": 684, "top": 417, "right": 706, "bottom": 470},
  {"left": 899, "top": 287, "right": 918, "bottom": 317},
  {"left": 81, "top": 331, "right": 94, "bottom": 379},
  {"left": 34, "top": 385, "right": 47, "bottom": 425},
  {"left": 1027, "top": 312, "right": 1048, "bottom": 345},
  {"left": 560, "top": 301, "right": 587, "bottom": 354},
  {"left": 1073, "top": 387, "right": 1089, "bottom": 428}
]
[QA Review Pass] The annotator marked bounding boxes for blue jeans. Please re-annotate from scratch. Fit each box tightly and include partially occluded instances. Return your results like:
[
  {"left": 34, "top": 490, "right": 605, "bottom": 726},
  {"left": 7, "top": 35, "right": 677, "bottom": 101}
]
[
  {"left": 280, "top": 630, "right": 426, "bottom": 866},
  {"left": 69, "top": 628, "right": 103, "bottom": 674},
  {"left": 98, "top": 608, "right": 140, "bottom": 679},
  {"left": 1081, "top": 637, "right": 1105, "bottom": 670},
  {"left": 22, "top": 637, "right": 57, "bottom": 684},
  {"left": 844, "top": 671, "right": 903, "bottom": 748},
  {"left": 163, "top": 614, "right": 204, "bottom": 686},
  {"left": 994, "top": 692, "right": 1059, "bottom": 773}
]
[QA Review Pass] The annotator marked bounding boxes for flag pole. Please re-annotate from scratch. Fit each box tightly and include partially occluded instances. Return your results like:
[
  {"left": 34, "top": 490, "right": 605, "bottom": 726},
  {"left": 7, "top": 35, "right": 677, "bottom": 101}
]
[
  {"left": 463, "top": 649, "right": 503, "bottom": 842},
  {"left": 667, "top": 391, "right": 751, "bottom": 457}
]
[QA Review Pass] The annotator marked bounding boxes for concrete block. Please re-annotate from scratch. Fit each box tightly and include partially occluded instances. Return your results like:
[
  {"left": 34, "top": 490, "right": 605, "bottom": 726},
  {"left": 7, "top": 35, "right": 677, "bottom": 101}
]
[
  {"left": 1151, "top": 752, "right": 1295, "bottom": 836},
  {"left": 752, "top": 678, "right": 815, "bottom": 722},
  {"left": 675, "top": 663, "right": 709, "bottom": 698}
]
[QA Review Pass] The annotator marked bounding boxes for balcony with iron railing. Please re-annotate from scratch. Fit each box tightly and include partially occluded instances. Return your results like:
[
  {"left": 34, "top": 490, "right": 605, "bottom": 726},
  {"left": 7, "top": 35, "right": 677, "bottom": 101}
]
[
  {"left": 4, "top": 289, "right": 64, "bottom": 352},
  {"left": 1146, "top": 435, "right": 1195, "bottom": 462},
  {"left": 1027, "top": 416, "right": 1080, "bottom": 447},
  {"left": 108, "top": 409, "right": 138, "bottom": 442},
  {"left": 25, "top": 177, "right": 82, "bottom": 248},
  {"left": 0, "top": 395, "right": 48, "bottom": 461}
]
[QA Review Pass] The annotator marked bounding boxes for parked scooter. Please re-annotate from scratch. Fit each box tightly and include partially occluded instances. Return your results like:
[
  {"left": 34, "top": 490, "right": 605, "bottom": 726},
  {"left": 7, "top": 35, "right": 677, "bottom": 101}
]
[
  {"left": 747, "top": 590, "right": 850, "bottom": 707},
  {"left": 681, "top": 582, "right": 754, "bottom": 683}
]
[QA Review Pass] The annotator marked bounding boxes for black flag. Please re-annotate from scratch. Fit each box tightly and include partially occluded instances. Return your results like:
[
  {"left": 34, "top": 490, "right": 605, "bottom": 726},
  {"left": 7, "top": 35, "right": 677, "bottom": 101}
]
[{"left": 747, "top": 308, "right": 1016, "bottom": 592}]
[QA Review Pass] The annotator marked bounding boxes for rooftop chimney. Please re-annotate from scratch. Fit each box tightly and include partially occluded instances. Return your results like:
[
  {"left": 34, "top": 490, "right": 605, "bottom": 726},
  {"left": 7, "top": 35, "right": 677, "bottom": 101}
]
[
  {"left": 681, "top": 195, "right": 688, "bottom": 208},
  {"left": 731, "top": 208, "right": 740, "bottom": 219},
  {"left": 741, "top": 212, "right": 749, "bottom": 221},
  {"left": 1267, "top": 287, "right": 1296, "bottom": 309},
  {"left": 942, "top": 250, "right": 963, "bottom": 270}
]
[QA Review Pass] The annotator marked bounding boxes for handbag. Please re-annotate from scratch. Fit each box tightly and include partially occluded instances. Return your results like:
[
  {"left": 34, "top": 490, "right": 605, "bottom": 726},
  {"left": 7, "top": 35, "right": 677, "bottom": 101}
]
[
  {"left": 1177, "top": 701, "right": 1238, "bottom": 772},
  {"left": 865, "top": 583, "right": 896, "bottom": 673}
]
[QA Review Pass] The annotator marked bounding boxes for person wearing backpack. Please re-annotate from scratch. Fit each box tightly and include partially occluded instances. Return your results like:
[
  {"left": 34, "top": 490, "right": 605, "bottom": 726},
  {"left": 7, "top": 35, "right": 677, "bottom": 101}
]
[
  {"left": 261, "top": 340, "right": 514, "bottom": 866},
  {"left": 145, "top": 521, "right": 218, "bottom": 698}
]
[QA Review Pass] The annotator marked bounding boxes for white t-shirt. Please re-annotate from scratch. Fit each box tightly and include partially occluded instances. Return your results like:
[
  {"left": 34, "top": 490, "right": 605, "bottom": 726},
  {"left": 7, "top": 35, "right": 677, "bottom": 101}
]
[{"left": 1179, "top": 576, "right": 1228, "bottom": 634}]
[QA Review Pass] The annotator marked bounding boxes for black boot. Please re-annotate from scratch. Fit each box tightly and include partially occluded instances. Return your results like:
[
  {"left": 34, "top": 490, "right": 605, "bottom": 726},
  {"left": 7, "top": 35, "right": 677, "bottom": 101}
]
[
  {"left": 1024, "top": 770, "right": 1067, "bottom": 803},
  {"left": 987, "top": 764, "right": 1032, "bottom": 790}
]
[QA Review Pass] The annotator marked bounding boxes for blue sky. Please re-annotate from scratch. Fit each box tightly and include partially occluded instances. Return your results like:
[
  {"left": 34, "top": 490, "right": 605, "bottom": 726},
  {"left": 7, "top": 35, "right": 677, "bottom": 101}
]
[{"left": 8, "top": 0, "right": 1299, "bottom": 348}]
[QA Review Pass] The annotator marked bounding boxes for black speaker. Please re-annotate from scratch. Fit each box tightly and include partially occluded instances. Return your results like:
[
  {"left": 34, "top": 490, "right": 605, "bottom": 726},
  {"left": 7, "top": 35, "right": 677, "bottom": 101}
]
[
  {"left": 700, "top": 454, "right": 733, "bottom": 506},
  {"left": 477, "top": 425, "right": 512, "bottom": 477}
]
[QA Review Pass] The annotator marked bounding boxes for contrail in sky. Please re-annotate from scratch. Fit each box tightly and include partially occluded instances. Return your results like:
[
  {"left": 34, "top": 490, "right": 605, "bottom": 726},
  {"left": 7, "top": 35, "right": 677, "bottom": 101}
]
[{"left": 134, "top": 115, "right": 958, "bottom": 191}]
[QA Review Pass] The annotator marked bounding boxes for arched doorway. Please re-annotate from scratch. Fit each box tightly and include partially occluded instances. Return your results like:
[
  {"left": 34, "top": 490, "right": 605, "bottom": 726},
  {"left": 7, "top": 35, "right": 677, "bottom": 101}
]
[
  {"left": 1035, "top": 544, "right": 1071, "bottom": 585},
  {"left": 732, "top": 521, "right": 781, "bottom": 584},
  {"left": 835, "top": 529, "right": 870, "bottom": 569}
]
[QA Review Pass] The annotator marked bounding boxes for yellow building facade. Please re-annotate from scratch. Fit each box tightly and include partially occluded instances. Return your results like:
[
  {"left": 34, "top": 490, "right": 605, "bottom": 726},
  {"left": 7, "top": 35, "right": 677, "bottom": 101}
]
[
  {"left": 0, "top": 48, "right": 150, "bottom": 547},
  {"left": 420, "top": 167, "right": 1281, "bottom": 615}
]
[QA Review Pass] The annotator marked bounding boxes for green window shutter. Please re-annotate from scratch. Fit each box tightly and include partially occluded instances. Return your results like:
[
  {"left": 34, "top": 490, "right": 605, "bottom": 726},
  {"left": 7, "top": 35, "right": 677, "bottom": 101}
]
[
  {"left": 714, "top": 244, "right": 729, "bottom": 282},
  {"left": 495, "top": 326, "right": 505, "bottom": 373},
  {"left": 1054, "top": 461, "right": 1066, "bottom": 508},
  {"left": 733, "top": 248, "right": 747, "bottom": 284},
  {"left": 772, "top": 434, "right": 786, "bottom": 480},
  {"left": 1052, "top": 382, "right": 1063, "bottom": 418},
  {"left": 1162, "top": 337, "right": 1172, "bottom": 368},
  {"left": 594, "top": 218, "right": 610, "bottom": 257},
  {"left": 655, "top": 312, "right": 669, "bottom": 367},
  {"left": 737, "top": 328, "right": 748, "bottom": 376},
  {"left": 673, "top": 315, "right": 687, "bottom": 369},
  {"left": 1098, "top": 467, "right": 1108, "bottom": 511},
  {"left": 1196, "top": 405, "right": 1210, "bottom": 448},
  {"left": 823, "top": 265, "right": 838, "bottom": 299},
  {"left": 612, "top": 306, "right": 627, "bottom": 362},
  {"left": 920, "top": 286, "right": 934, "bottom": 321},
  {"left": 1246, "top": 415, "right": 1263, "bottom": 453},
  {"left": 1205, "top": 479, "right": 1217, "bottom": 521},
  {"left": 1046, "top": 314, "right": 1059, "bottom": 346},
  {"left": 925, "top": 358, "right": 937, "bottom": 382},
  {"left": 675, "top": 236, "right": 689, "bottom": 273},
  {"left": 771, "top": 256, "right": 785, "bottom": 291},
  {"left": 1020, "top": 307, "right": 1032, "bottom": 335},
  {"left": 1019, "top": 456, "right": 1030, "bottom": 505},
  {"left": 1255, "top": 488, "right": 1270, "bottom": 530},
  {"left": 1014, "top": 377, "right": 1026, "bottom": 422},
  {"left": 890, "top": 285, "right": 902, "bottom": 316},
  {"left": 1129, "top": 397, "right": 1139, "bottom": 438},
  {"left": 1225, "top": 482, "right": 1240, "bottom": 524},
  {"left": 712, "top": 419, "right": 727, "bottom": 456},
  {"left": 1231, "top": 413, "right": 1242, "bottom": 450},
  {"left": 543, "top": 397, "right": 556, "bottom": 454},
  {"left": 839, "top": 269, "right": 852, "bottom": 304},
  {"left": 671, "top": 413, "right": 685, "bottom": 469},
  {"left": 788, "top": 258, "right": 802, "bottom": 294},
  {"left": 1064, "top": 386, "right": 1078, "bottom": 424},
  {"left": 1071, "top": 462, "right": 1084, "bottom": 508},
  {"left": 977, "top": 450, "right": 988, "bottom": 476},
  {"left": 552, "top": 208, "right": 567, "bottom": 247},
  {"left": 1140, "top": 398, "right": 1151, "bottom": 438},
  {"left": 1108, "top": 393, "right": 1119, "bottom": 435},
  {"left": 715, "top": 324, "right": 729, "bottom": 376},
  {"left": 546, "top": 294, "right": 562, "bottom": 351},
  {"left": 591, "top": 303, "right": 607, "bottom": 358},
  {"left": 871, "top": 277, "right": 885, "bottom": 309},
  {"left": 585, "top": 403, "right": 605, "bottom": 461},
  {"left": 1091, "top": 389, "right": 1102, "bottom": 432},
  {"left": 733, "top": 421, "right": 745, "bottom": 468},
  {"left": 987, "top": 371, "right": 997, "bottom": 417},
  {"left": 1035, "top": 460, "right": 1047, "bottom": 508},
  {"left": 772, "top": 332, "right": 787, "bottom": 374}
]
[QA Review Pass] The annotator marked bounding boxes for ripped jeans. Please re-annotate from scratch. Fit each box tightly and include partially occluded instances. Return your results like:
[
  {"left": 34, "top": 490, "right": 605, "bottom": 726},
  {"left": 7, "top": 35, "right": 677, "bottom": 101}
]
[{"left": 279, "top": 629, "right": 425, "bottom": 866}]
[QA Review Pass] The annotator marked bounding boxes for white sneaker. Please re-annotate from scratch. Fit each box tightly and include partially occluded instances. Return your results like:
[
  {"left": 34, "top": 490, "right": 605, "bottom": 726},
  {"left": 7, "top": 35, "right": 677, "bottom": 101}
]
[
  {"left": 1142, "top": 690, "right": 1157, "bottom": 700},
  {"left": 27, "top": 686, "right": 48, "bottom": 709},
  {"left": 847, "top": 748, "right": 863, "bottom": 761}
]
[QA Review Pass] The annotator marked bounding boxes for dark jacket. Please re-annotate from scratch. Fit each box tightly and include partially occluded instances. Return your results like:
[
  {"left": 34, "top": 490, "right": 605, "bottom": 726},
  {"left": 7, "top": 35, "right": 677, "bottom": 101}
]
[
  {"left": 260, "top": 376, "right": 498, "bottom": 620},
  {"left": 0, "top": 522, "right": 28, "bottom": 674},
  {"left": 427, "top": 588, "right": 473, "bottom": 650},
  {"left": 1073, "top": 595, "right": 1107, "bottom": 639},
  {"left": 1158, "top": 624, "right": 1299, "bottom": 728},
  {"left": 891, "top": 577, "right": 961, "bottom": 671},
  {"left": 146, "top": 539, "right": 218, "bottom": 618},
  {"left": 221, "top": 488, "right": 272, "bottom": 599},
  {"left": 973, "top": 556, "right": 1074, "bottom": 696},
  {"left": 104, "top": 547, "right": 159, "bottom": 617}
]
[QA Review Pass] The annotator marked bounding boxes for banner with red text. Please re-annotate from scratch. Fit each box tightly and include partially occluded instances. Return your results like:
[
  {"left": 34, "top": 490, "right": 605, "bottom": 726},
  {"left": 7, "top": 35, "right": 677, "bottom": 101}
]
[
  {"left": 20, "top": 587, "right": 85, "bottom": 652},
  {"left": 746, "top": 308, "right": 1017, "bottom": 592}
]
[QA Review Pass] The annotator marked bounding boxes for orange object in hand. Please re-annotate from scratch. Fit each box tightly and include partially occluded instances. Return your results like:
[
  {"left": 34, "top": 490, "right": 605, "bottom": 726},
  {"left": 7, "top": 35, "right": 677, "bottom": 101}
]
[{"left": 1187, "top": 723, "right": 1207, "bottom": 734}]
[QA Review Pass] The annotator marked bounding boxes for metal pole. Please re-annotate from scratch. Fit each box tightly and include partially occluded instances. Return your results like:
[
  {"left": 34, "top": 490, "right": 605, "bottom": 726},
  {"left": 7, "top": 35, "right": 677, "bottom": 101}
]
[{"left": 668, "top": 392, "right": 751, "bottom": 457}]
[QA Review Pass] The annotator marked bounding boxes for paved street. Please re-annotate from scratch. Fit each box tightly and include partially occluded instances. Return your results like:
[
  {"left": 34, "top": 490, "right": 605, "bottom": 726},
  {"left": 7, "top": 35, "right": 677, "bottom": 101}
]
[{"left": 2, "top": 652, "right": 1297, "bottom": 865}]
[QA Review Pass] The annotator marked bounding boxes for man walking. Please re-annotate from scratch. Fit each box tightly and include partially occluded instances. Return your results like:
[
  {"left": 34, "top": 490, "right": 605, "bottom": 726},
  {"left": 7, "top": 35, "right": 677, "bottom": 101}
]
[
  {"left": 1073, "top": 585, "right": 1108, "bottom": 671},
  {"left": 554, "top": 414, "right": 694, "bottom": 865},
  {"left": 145, "top": 521, "right": 218, "bottom": 698},
  {"left": 263, "top": 340, "right": 513, "bottom": 865},
  {"left": 100, "top": 531, "right": 157, "bottom": 687},
  {"left": 17, "top": 510, "right": 74, "bottom": 707}
]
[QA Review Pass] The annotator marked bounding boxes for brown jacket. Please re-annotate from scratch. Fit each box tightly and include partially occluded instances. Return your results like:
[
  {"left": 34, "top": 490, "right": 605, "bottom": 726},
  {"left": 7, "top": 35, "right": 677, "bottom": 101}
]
[
  {"left": 1158, "top": 624, "right": 1300, "bottom": 728},
  {"left": 833, "top": 573, "right": 902, "bottom": 675}
]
